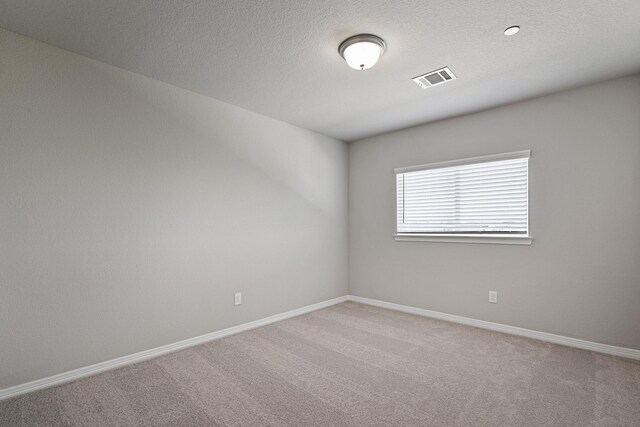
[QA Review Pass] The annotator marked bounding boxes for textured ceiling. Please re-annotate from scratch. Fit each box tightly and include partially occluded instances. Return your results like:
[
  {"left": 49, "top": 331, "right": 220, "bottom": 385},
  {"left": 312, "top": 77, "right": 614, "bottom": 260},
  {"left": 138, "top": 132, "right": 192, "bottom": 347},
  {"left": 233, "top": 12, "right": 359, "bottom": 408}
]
[{"left": 1, "top": 0, "right": 640, "bottom": 141}]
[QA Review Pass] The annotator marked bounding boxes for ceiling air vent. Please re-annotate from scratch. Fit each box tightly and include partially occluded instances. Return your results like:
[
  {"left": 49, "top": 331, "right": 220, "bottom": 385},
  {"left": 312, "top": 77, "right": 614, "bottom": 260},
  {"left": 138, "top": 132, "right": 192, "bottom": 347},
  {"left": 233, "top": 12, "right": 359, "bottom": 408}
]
[{"left": 412, "top": 67, "right": 456, "bottom": 89}]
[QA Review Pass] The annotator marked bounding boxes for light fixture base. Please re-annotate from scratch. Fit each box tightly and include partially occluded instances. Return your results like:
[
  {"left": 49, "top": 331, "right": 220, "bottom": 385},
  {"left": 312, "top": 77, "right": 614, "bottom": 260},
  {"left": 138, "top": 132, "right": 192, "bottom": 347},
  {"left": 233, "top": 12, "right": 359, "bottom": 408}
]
[
  {"left": 338, "top": 34, "right": 386, "bottom": 70},
  {"left": 504, "top": 25, "right": 520, "bottom": 36}
]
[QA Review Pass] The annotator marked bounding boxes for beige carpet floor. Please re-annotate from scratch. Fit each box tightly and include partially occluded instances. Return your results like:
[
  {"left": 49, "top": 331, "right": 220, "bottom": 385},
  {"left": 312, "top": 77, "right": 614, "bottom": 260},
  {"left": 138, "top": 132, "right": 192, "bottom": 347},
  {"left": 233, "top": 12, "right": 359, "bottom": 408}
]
[{"left": 1, "top": 301, "right": 639, "bottom": 426}]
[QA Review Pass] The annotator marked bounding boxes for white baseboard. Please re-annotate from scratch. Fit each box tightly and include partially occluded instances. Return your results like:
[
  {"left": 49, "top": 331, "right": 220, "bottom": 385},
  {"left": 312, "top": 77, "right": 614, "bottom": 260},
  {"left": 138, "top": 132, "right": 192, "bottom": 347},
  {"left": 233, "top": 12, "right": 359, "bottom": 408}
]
[
  {"left": 3, "top": 293, "right": 638, "bottom": 401},
  {"left": 347, "top": 295, "right": 640, "bottom": 360},
  {"left": 0, "top": 295, "right": 349, "bottom": 401}
]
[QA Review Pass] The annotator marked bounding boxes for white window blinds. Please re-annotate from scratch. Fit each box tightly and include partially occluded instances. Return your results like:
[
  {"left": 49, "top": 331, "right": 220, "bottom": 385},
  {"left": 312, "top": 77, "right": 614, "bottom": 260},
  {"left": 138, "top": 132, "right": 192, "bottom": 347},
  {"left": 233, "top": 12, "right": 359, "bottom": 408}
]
[{"left": 396, "top": 151, "right": 530, "bottom": 236}]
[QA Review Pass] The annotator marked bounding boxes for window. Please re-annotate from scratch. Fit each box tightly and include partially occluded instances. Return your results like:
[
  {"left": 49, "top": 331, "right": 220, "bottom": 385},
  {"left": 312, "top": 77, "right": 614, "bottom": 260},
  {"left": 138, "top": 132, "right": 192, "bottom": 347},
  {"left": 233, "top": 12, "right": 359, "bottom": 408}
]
[{"left": 395, "top": 150, "right": 532, "bottom": 245}]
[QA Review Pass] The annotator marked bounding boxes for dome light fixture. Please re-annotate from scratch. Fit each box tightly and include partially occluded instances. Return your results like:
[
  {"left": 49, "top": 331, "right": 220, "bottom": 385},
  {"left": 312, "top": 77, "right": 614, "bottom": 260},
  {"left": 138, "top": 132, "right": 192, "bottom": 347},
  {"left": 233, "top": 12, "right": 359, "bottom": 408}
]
[
  {"left": 504, "top": 25, "right": 520, "bottom": 36},
  {"left": 338, "top": 34, "right": 386, "bottom": 71}
]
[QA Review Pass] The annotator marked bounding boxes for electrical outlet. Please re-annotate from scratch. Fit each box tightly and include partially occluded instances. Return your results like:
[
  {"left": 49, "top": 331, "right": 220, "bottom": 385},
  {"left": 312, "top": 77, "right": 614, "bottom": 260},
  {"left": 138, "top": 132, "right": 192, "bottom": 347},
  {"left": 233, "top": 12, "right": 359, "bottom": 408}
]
[
  {"left": 234, "top": 292, "right": 242, "bottom": 306},
  {"left": 489, "top": 291, "right": 498, "bottom": 304}
]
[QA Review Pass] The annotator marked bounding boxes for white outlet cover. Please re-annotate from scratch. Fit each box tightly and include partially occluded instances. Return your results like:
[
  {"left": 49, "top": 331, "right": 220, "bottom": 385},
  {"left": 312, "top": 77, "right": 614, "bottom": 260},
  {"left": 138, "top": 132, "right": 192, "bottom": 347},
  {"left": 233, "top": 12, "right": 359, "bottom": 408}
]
[
  {"left": 489, "top": 291, "right": 498, "bottom": 303},
  {"left": 234, "top": 292, "right": 242, "bottom": 306}
]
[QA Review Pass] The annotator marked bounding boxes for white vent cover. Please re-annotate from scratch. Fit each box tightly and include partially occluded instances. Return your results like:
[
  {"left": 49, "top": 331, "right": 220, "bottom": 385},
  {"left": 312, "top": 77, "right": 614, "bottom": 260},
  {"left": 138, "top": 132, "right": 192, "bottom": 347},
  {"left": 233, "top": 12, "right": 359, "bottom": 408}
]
[{"left": 412, "top": 67, "right": 456, "bottom": 89}]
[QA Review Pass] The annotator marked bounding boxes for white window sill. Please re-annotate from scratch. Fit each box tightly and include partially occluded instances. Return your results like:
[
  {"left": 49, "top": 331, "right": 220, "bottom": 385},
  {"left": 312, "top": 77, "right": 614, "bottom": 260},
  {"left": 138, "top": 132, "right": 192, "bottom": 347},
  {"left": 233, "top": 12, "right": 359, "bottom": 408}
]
[{"left": 394, "top": 234, "right": 533, "bottom": 245}]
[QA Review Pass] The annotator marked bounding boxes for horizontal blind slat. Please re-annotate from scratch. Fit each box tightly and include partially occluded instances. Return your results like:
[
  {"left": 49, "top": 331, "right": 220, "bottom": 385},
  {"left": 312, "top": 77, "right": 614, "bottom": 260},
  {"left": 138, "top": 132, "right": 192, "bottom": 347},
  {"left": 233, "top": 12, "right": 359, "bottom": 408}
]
[
  {"left": 402, "top": 201, "right": 527, "bottom": 209},
  {"left": 401, "top": 196, "right": 527, "bottom": 205},
  {"left": 404, "top": 189, "right": 527, "bottom": 199},
  {"left": 403, "top": 223, "right": 528, "bottom": 228},
  {"left": 401, "top": 159, "right": 528, "bottom": 179},
  {"left": 401, "top": 228, "right": 528, "bottom": 230},
  {"left": 403, "top": 168, "right": 527, "bottom": 184}
]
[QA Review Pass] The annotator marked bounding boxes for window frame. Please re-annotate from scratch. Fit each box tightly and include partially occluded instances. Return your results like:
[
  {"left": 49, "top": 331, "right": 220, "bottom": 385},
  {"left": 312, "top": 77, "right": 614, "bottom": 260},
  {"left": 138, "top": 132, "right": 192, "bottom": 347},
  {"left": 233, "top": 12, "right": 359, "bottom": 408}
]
[{"left": 394, "top": 150, "right": 533, "bottom": 245}]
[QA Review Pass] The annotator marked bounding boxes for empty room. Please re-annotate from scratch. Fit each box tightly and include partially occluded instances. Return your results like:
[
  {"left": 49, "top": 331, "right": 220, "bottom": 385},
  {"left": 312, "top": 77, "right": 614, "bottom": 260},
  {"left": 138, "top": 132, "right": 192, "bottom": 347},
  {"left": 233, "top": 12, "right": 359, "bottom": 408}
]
[{"left": 1, "top": 1, "right": 639, "bottom": 426}]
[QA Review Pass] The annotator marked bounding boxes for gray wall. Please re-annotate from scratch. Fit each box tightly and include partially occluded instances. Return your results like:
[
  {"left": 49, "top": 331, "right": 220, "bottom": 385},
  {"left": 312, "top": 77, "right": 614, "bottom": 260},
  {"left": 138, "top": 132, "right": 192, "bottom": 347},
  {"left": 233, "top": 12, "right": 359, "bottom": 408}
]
[
  {"left": 349, "top": 75, "right": 640, "bottom": 350},
  {"left": 0, "top": 29, "right": 348, "bottom": 389}
]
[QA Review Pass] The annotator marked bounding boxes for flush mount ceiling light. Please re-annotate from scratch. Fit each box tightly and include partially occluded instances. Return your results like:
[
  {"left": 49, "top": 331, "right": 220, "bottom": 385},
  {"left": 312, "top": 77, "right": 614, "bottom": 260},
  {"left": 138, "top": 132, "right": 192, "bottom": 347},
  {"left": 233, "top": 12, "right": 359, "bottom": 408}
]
[
  {"left": 338, "top": 34, "right": 386, "bottom": 71},
  {"left": 504, "top": 25, "right": 520, "bottom": 36}
]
